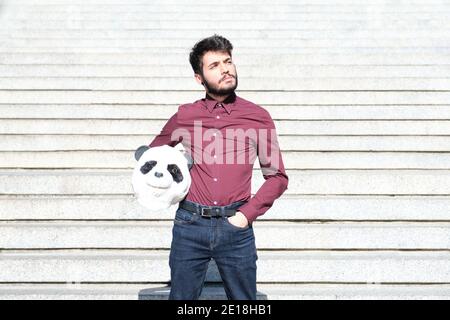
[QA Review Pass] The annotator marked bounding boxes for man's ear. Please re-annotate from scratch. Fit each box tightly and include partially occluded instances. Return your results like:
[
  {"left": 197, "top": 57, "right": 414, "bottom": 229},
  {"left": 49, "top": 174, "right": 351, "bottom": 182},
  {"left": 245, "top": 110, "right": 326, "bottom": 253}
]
[
  {"left": 135, "top": 145, "right": 149, "bottom": 161},
  {"left": 194, "top": 73, "right": 204, "bottom": 86}
]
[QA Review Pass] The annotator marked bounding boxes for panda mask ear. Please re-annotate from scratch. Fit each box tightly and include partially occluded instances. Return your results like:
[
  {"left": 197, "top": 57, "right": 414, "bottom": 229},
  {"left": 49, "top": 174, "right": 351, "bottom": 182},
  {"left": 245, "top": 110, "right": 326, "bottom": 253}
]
[
  {"left": 174, "top": 143, "right": 194, "bottom": 170},
  {"left": 134, "top": 145, "right": 149, "bottom": 161}
]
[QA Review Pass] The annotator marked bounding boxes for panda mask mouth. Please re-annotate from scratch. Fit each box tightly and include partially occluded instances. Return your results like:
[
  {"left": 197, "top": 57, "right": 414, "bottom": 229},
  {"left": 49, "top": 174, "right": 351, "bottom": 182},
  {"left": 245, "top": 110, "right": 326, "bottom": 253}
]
[{"left": 140, "top": 160, "right": 184, "bottom": 189}]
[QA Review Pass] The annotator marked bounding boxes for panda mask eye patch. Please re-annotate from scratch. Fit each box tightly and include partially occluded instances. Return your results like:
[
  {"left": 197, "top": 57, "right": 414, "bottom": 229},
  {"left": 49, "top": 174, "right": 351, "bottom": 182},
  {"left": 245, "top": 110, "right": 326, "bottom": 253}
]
[
  {"left": 140, "top": 160, "right": 157, "bottom": 175},
  {"left": 167, "top": 164, "right": 184, "bottom": 183}
]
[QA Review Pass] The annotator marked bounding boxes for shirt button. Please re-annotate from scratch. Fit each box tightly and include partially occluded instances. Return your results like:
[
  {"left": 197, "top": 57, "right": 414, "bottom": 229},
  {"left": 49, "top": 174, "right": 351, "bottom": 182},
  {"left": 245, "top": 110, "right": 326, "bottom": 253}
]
[
  {"left": 216, "top": 116, "right": 220, "bottom": 119},
  {"left": 214, "top": 155, "right": 217, "bottom": 159},
  {"left": 213, "top": 201, "right": 218, "bottom": 205}
]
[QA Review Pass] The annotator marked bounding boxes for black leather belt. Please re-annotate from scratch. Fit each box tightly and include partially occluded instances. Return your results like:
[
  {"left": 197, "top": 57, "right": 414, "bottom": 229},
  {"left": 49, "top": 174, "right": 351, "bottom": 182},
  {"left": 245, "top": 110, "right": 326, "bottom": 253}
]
[{"left": 179, "top": 200, "right": 246, "bottom": 218}]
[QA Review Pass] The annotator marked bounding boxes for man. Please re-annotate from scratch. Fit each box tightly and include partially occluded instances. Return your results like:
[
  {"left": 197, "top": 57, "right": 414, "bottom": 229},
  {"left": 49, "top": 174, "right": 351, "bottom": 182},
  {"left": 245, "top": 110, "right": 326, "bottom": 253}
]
[{"left": 149, "top": 35, "right": 288, "bottom": 300}]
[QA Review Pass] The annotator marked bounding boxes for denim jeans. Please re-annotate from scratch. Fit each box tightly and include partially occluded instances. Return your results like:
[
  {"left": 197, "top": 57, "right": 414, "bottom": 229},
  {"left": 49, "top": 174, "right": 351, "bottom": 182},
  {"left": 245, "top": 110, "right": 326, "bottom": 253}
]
[{"left": 168, "top": 200, "right": 258, "bottom": 300}]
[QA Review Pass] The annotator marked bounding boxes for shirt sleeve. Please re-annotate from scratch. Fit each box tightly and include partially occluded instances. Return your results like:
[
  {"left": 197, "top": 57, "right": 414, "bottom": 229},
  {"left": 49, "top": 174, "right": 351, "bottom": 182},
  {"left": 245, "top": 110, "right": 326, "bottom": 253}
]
[
  {"left": 238, "top": 113, "right": 289, "bottom": 223},
  {"left": 148, "top": 112, "right": 181, "bottom": 148}
]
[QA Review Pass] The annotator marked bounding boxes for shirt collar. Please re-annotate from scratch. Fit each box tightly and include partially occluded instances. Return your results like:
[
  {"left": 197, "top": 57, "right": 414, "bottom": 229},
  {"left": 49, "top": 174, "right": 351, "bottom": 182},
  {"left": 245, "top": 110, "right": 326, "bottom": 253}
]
[{"left": 204, "top": 92, "right": 236, "bottom": 114}]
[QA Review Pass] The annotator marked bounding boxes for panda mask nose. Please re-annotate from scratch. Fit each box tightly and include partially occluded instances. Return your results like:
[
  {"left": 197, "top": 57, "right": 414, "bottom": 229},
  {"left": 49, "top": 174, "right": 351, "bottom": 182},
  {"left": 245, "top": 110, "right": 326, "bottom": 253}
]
[{"left": 154, "top": 171, "right": 164, "bottom": 178}]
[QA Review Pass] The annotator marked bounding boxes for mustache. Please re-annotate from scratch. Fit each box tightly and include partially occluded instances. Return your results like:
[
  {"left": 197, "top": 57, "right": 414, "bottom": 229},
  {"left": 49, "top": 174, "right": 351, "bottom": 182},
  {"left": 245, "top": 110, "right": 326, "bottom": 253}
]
[{"left": 220, "top": 74, "right": 236, "bottom": 83}]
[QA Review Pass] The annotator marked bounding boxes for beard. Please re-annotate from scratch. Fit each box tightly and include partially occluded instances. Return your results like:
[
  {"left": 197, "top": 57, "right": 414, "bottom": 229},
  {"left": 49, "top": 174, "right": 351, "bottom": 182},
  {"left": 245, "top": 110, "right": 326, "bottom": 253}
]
[{"left": 202, "top": 73, "right": 238, "bottom": 96}]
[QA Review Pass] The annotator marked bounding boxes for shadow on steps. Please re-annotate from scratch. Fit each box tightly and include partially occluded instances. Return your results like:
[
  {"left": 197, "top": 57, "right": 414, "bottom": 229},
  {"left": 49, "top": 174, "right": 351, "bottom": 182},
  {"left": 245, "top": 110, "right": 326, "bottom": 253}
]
[{"left": 139, "top": 284, "right": 268, "bottom": 300}]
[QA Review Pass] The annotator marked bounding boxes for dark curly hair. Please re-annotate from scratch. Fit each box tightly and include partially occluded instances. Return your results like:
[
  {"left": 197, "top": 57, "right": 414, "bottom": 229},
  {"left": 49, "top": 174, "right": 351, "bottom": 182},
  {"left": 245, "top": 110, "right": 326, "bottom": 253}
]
[{"left": 189, "top": 34, "right": 233, "bottom": 75}]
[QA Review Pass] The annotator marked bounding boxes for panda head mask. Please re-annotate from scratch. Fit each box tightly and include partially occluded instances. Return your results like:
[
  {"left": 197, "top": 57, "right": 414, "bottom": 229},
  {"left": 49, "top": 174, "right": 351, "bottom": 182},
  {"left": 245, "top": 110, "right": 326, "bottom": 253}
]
[{"left": 132, "top": 144, "right": 193, "bottom": 210}]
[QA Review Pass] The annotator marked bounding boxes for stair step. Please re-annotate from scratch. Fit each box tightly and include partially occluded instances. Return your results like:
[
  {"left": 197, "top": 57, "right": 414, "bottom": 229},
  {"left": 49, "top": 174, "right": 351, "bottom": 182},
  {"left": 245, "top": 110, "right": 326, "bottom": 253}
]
[
  {"left": 1, "top": 77, "right": 448, "bottom": 91},
  {"left": 1, "top": 90, "right": 449, "bottom": 105},
  {"left": 2, "top": 47, "right": 449, "bottom": 55},
  {"left": 2, "top": 30, "right": 450, "bottom": 40},
  {"left": 1, "top": 65, "right": 448, "bottom": 78},
  {"left": 3, "top": 118, "right": 450, "bottom": 135},
  {"left": 1, "top": 250, "right": 449, "bottom": 283},
  {"left": 1, "top": 169, "right": 450, "bottom": 195},
  {"left": 1, "top": 53, "right": 448, "bottom": 65},
  {"left": 6, "top": 0, "right": 448, "bottom": 7},
  {"left": 3, "top": 37, "right": 449, "bottom": 48},
  {"left": 1, "top": 220, "right": 449, "bottom": 250},
  {"left": 3, "top": 135, "right": 450, "bottom": 153},
  {"left": 6, "top": 11, "right": 446, "bottom": 20},
  {"left": 3, "top": 150, "right": 450, "bottom": 170},
  {"left": 2, "top": 194, "right": 449, "bottom": 221},
  {"left": 3, "top": 20, "right": 449, "bottom": 30},
  {"left": 2, "top": 169, "right": 450, "bottom": 195},
  {"left": 2, "top": 283, "right": 450, "bottom": 300},
  {"left": 5, "top": 104, "right": 450, "bottom": 120}
]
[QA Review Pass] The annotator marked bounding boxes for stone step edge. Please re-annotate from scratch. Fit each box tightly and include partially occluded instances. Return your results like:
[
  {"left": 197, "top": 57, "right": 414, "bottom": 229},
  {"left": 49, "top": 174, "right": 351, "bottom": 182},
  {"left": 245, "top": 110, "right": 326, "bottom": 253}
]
[{"left": 1, "top": 283, "right": 450, "bottom": 300}]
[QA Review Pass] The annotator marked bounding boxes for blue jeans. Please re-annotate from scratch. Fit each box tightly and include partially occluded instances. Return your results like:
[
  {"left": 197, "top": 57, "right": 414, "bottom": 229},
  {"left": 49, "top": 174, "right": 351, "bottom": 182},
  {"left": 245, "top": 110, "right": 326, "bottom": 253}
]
[{"left": 168, "top": 200, "right": 258, "bottom": 300}]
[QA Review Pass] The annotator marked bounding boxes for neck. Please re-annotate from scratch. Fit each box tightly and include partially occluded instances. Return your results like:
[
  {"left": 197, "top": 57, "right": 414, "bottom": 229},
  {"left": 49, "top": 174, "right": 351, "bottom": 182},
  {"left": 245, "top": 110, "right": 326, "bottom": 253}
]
[{"left": 206, "top": 92, "right": 230, "bottom": 103}]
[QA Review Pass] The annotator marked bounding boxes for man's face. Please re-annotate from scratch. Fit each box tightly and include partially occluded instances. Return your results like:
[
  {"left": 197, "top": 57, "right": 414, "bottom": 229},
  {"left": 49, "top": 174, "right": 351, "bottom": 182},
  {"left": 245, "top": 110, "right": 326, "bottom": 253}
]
[{"left": 196, "top": 50, "right": 238, "bottom": 96}]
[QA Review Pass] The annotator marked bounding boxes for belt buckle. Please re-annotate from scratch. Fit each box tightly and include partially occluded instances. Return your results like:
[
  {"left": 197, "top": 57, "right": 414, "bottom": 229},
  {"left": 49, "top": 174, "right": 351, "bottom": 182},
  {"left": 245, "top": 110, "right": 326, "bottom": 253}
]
[{"left": 200, "top": 207, "right": 213, "bottom": 217}]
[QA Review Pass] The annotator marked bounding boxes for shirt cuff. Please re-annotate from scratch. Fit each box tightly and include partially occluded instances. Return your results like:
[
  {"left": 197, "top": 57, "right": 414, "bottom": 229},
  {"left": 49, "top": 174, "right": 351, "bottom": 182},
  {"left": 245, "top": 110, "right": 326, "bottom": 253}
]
[{"left": 237, "top": 201, "right": 260, "bottom": 224}]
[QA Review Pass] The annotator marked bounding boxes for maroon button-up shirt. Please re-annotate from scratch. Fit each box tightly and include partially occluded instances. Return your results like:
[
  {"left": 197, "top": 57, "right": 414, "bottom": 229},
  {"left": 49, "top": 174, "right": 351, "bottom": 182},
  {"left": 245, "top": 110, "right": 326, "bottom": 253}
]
[{"left": 149, "top": 92, "right": 288, "bottom": 223}]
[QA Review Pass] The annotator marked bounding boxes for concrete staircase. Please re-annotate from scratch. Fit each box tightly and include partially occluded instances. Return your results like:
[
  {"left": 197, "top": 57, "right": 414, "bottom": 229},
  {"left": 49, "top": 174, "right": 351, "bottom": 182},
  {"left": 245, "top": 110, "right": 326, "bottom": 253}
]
[{"left": 1, "top": 0, "right": 450, "bottom": 299}]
